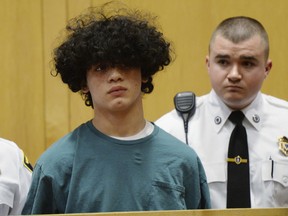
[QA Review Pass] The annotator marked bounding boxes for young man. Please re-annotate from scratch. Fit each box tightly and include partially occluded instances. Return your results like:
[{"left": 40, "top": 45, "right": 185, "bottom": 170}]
[
  {"left": 22, "top": 3, "right": 210, "bottom": 214},
  {"left": 156, "top": 16, "right": 288, "bottom": 208},
  {"left": 0, "top": 138, "right": 32, "bottom": 215}
]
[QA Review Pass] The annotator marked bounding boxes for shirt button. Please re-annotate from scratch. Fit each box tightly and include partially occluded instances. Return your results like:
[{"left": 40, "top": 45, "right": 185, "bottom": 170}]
[{"left": 283, "top": 176, "right": 288, "bottom": 184}]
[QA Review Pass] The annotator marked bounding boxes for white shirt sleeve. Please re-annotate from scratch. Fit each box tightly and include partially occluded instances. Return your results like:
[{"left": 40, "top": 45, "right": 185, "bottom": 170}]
[
  {"left": 0, "top": 138, "right": 32, "bottom": 215},
  {"left": 0, "top": 204, "right": 10, "bottom": 216}
]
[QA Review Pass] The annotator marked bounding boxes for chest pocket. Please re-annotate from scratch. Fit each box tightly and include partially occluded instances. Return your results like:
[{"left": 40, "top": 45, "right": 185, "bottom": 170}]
[
  {"left": 145, "top": 180, "right": 186, "bottom": 210},
  {"left": 262, "top": 160, "right": 288, "bottom": 206},
  {"left": 203, "top": 162, "right": 227, "bottom": 208},
  {"left": 204, "top": 162, "right": 226, "bottom": 183}
]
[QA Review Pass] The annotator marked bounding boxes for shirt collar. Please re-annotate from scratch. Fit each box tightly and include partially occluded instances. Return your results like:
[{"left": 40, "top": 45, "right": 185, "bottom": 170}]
[
  {"left": 242, "top": 93, "right": 263, "bottom": 131},
  {"left": 207, "top": 90, "right": 263, "bottom": 133},
  {"left": 207, "top": 90, "right": 232, "bottom": 133}
]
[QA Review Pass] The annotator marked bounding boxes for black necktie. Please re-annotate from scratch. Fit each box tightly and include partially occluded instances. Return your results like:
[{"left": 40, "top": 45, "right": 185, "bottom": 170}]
[{"left": 227, "top": 111, "right": 251, "bottom": 208}]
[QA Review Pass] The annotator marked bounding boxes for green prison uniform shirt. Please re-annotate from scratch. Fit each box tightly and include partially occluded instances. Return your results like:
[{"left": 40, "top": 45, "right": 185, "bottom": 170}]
[{"left": 22, "top": 121, "right": 210, "bottom": 214}]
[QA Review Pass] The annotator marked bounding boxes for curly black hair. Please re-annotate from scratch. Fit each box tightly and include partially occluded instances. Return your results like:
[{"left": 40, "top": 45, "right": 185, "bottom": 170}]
[{"left": 52, "top": 2, "right": 172, "bottom": 107}]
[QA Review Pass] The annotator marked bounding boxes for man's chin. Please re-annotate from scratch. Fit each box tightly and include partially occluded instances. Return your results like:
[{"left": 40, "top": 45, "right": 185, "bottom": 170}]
[{"left": 223, "top": 97, "right": 247, "bottom": 110}]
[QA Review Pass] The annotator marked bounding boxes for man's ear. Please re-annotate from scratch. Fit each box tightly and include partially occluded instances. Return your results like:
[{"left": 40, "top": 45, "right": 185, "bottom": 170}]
[
  {"left": 82, "top": 86, "right": 89, "bottom": 93},
  {"left": 206, "top": 55, "right": 210, "bottom": 66},
  {"left": 142, "top": 77, "right": 148, "bottom": 83},
  {"left": 206, "top": 55, "right": 211, "bottom": 73},
  {"left": 265, "top": 59, "right": 272, "bottom": 77}
]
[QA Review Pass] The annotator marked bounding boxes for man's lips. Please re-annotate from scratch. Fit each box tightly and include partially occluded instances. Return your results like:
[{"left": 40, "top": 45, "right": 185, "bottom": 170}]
[
  {"left": 225, "top": 85, "right": 242, "bottom": 90},
  {"left": 108, "top": 86, "right": 127, "bottom": 94}
]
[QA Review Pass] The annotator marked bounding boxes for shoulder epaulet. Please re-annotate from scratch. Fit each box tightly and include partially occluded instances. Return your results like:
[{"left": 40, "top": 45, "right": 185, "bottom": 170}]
[
  {"left": 195, "top": 95, "right": 206, "bottom": 108},
  {"left": 22, "top": 151, "right": 33, "bottom": 172},
  {"left": 264, "top": 94, "right": 288, "bottom": 109}
]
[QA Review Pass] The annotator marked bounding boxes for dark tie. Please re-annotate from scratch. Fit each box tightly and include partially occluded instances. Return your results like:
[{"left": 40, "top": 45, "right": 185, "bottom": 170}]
[{"left": 227, "top": 111, "right": 251, "bottom": 208}]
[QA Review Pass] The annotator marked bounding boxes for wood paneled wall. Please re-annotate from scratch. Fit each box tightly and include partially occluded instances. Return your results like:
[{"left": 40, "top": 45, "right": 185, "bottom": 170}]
[{"left": 1, "top": 0, "right": 288, "bottom": 164}]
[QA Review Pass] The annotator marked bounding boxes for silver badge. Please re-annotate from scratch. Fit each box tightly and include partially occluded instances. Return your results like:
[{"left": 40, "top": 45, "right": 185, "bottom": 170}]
[
  {"left": 252, "top": 114, "right": 260, "bottom": 123},
  {"left": 214, "top": 116, "right": 221, "bottom": 125}
]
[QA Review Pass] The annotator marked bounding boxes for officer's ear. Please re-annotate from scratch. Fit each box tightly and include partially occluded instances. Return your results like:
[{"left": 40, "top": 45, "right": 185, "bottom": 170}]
[
  {"left": 205, "top": 56, "right": 210, "bottom": 67},
  {"left": 206, "top": 55, "right": 211, "bottom": 75},
  {"left": 264, "top": 60, "right": 272, "bottom": 78}
]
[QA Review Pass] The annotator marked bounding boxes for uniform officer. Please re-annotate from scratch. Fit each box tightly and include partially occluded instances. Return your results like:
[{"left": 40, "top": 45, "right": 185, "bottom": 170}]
[
  {"left": 0, "top": 137, "right": 32, "bottom": 215},
  {"left": 156, "top": 16, "right": 288, "bottom": 208}
]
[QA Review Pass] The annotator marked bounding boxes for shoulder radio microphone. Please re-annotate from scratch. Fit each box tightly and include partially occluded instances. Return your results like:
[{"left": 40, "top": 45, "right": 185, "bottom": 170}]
[{"left": 174, "top": 91, "right": 196, "bottom": 144}]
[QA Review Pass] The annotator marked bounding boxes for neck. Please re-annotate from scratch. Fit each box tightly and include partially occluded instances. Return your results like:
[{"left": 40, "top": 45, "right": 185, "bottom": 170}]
[{"left": 92, "top": 102, "right": 146, "bottom": 137}]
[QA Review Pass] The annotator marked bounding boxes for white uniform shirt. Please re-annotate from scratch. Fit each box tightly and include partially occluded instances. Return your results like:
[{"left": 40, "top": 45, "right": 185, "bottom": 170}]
[
  {"left": 0, "top": 138, "right": 32, "bottom": 215},
  {"left": 156, "top": 90, "right": 288, "bottom": 208}
]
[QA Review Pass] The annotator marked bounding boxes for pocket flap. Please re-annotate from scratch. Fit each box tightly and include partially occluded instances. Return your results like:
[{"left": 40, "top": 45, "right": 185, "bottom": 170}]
[
  {"left": 204, "top": 162, "right": 226, "bottom": 183},
  {"left": 262, "top": 160, "right": 288, "bottom": 187}
]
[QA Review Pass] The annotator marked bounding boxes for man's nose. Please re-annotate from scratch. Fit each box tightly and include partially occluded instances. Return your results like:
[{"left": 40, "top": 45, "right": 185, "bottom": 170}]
[
  {"left": 227, "top": 65, "right": 242, "bottom": 81},
  {"left": 108, "top": 67, "right": 123, "bottom": 82}
]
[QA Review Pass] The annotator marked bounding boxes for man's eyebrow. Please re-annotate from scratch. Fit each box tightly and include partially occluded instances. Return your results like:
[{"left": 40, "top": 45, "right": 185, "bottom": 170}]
[
  {"left": 239, "top": 55, "right": 258, "bottom": 62},
  {"left": 214, "top": 54, "right": 259, "bottom": 62},
  {"left": 215, "top": 54, "right": 230, "bottom": 59}
]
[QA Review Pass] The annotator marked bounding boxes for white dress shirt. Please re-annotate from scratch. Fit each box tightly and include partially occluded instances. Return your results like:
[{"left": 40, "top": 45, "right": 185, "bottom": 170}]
[
  {"left": 0, "top": 138, "right": 32, "bottom": 215},
  {"left": 156, "top": 90, "right": 288, "bottom": 208}
]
